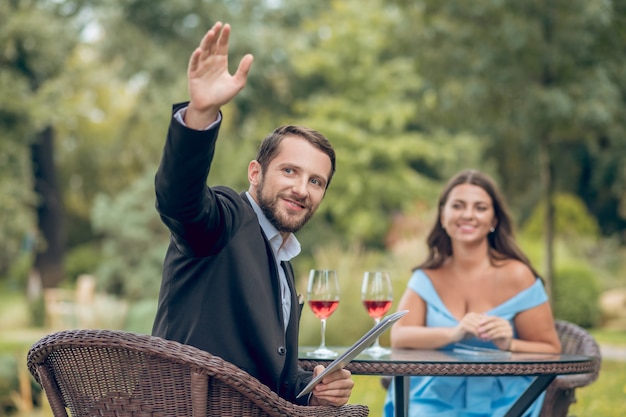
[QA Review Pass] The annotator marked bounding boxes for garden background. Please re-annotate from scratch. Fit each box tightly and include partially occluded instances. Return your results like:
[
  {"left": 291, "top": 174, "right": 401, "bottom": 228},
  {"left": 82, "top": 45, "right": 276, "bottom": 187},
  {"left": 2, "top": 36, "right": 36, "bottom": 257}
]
[{"left": 1, "top": 1, "right": 625, "bottom": 416}]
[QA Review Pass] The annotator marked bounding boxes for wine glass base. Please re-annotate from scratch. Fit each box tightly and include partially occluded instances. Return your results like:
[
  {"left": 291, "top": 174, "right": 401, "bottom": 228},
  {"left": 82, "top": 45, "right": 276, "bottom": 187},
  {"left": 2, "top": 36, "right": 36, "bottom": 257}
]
[
  {"left": 306, "top": 347, "right": 339, "bottom": 359},
  {"left": 363, "top": 345, "right": 391, "bottom": 358}
]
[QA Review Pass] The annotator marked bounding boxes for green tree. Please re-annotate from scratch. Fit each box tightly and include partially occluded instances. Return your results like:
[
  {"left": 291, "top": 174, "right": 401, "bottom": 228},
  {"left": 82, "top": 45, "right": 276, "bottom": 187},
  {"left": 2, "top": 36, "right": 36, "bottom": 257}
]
[
  {"left": 55, "top": 50, "right": 164, "bottom": 249},
  {"left": 90, "top": 169, "right": 168, "bottom": 300},
  {"left": 0, "top": 0, "right": 92, "bottom": 289}
]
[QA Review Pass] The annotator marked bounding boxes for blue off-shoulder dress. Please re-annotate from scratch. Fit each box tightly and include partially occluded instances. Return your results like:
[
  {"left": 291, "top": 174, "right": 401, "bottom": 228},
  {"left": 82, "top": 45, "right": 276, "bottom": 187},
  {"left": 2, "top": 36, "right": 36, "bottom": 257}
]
[{"left": 383, "top": 269, "right": 550, "bottom": 417}]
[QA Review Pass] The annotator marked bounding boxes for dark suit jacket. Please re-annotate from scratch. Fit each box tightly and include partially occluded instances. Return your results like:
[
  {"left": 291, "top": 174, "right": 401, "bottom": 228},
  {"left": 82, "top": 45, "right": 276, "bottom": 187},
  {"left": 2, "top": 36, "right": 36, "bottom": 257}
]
[{"left": 152, "top": 104, "right": 311, "bottom": 404}]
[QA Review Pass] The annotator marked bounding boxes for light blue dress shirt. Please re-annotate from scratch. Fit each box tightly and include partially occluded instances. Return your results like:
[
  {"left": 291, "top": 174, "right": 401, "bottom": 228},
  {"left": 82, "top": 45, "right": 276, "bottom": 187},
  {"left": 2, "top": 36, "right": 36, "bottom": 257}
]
[{"left": 246, "top": 192, "right": 301, "bottom": 330}]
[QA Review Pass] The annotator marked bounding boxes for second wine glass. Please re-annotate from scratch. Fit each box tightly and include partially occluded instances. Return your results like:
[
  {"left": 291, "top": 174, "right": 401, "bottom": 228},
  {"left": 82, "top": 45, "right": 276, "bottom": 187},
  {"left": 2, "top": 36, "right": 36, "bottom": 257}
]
[
  {"left": 306, "top": 269, "right": 340, "bottom": 358},
  {"left": 361, "top": 271, "right": 393, "bottom": 357}
]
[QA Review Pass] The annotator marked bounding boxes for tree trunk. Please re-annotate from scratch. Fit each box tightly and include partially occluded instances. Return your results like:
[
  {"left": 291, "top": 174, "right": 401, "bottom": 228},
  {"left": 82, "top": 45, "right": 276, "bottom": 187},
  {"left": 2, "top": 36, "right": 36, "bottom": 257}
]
[
  {"left": 538, "top": 137, "right": 555, "bottom": 298},
  {"left": 539, "top": 0, "right": 556, "bottom": 300},
  {"left": 31, "top": 126, "right": 65, "bottom": 289}
]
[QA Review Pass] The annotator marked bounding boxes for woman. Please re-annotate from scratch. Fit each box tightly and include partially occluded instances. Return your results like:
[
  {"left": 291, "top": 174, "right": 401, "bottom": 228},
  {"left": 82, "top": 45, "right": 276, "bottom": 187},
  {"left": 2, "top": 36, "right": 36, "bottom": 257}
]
[{"left": 383, "top": 169, "right": 561, "bottom": 417}]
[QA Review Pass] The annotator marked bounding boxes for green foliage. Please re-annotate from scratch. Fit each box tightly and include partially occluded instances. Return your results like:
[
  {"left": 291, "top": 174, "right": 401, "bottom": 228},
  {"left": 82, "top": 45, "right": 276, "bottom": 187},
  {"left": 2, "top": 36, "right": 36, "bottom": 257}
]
[
  {"left": 518, "top": 193, "right": 620, "bottom": 295},
  {"left": 64, "top": 243, "right": 101, "bottom": 283},
  {"left": 54, "top": 51, "right": 173, "bottom": 249},
  {"left": 28, "top": 295, "right": 45, "bottom": 328},
  {"left": 4, "top": 253, "right": 32, "bottom": 290},
  {"left": 123, "top": 299, "right": 158, "bottom": 335},
  {"left": 0, "top": 0, "right": 88, "bottom": 280},
  {"left": 91, "top": 169, "right": 169, "bottom": 301},
  {"left": 0, "top": 147, "right": 35, "bottom": 281},
  {"left": 552, "top": 264, "right": 601, "bottom": 328},
  {"left": 0, "top": 355, "right": 18, "bottom": 416},
  {"left": 522, "top": 193, "right": 600, "bottom": 239}
]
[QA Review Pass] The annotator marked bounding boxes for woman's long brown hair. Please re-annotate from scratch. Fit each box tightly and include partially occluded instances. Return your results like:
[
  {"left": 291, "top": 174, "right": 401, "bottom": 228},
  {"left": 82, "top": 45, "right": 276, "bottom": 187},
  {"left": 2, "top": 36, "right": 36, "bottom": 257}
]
[{"left": 415, "top": 169, "right": 541, "bottom": 279}]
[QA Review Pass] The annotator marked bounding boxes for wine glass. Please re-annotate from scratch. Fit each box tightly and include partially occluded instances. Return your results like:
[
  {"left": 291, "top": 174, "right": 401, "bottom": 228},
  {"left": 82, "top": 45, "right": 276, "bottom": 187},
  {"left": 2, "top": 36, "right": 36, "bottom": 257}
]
[
  {"left": 361, "top": 271, "right": 393, "bottom": 356},
  {"left": 306, "top": 269, "right": 340, "bottom": 358}
]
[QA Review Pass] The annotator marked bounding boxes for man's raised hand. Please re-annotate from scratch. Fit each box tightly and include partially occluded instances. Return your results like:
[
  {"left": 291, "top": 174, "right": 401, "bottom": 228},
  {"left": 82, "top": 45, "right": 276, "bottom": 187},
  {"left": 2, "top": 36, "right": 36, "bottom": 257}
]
[{"left": 185, "top": 22, "right": 254, "bottom": 129}]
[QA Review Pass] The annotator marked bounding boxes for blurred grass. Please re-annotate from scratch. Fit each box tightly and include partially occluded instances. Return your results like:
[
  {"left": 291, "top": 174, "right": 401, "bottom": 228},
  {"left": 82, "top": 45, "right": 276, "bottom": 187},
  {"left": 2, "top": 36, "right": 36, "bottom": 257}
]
[
  {"left": 350, "top": 375, "right": 386, "bottom": 416},
  {"left": 589, "top": 328, "right": 626, "bottom": 345},
  {"left": 570, "top": 360, "right": 626, "bottom": 417}
]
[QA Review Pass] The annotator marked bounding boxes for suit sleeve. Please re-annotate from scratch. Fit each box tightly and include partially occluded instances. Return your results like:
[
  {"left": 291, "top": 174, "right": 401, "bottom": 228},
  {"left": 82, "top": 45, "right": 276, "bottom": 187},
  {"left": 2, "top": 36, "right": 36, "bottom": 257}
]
[{"left": 155, "top": 105, "right": 235, "bottom": 257}]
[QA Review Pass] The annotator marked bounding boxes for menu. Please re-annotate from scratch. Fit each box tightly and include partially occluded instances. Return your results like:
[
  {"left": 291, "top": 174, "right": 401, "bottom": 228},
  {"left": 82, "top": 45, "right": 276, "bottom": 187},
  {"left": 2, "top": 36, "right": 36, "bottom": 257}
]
[{"left": 297, "top": 309, "right": 408, "bottom": 398}]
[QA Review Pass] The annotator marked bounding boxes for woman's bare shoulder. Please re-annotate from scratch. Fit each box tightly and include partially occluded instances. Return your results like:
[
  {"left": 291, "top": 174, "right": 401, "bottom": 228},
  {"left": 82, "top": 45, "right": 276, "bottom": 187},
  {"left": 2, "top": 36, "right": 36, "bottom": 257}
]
[
  {"left": 421, "top": 266, "right": 448, "bottom": 282},
  {"left": 496, "top": 259, "right": 536, "bottom": 290}
]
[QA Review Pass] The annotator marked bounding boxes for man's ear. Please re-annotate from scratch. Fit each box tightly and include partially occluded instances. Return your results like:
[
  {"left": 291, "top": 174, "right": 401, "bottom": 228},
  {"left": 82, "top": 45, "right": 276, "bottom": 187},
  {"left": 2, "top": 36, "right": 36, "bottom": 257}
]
[{"left": 248, "top": 160, "right": 262, "bottom": 186}]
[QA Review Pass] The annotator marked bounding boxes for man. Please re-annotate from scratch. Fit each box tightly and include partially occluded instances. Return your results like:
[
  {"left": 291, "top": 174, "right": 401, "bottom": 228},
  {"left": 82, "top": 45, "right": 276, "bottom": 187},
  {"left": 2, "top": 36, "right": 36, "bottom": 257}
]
[{"left": 152, "top": 21, "right": 354, "bottom": 406}]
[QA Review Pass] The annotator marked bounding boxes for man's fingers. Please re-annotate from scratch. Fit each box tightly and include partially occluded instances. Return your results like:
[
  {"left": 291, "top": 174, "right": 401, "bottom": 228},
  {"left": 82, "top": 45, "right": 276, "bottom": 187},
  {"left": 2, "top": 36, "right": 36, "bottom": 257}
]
[
  {"left": 199, "top": 22, "right": 223, "bottom": 57},
  {"left": 236, "top": 54, "right": 254, "bottom": 79},
  {"left": 232, "top": 53, "right": 254, "bottom": 88},
  {"left": 215, "top": 23, "right": 231, "bottom": 56},
  {"left": 188, "top": 48, "right": 201, "bottom": 72},
  {"left": 312, "top": 365, "right": 325, "bottom": 377},
  {"left": 313, "top": 391, "right": 352, "bottom": 406}
]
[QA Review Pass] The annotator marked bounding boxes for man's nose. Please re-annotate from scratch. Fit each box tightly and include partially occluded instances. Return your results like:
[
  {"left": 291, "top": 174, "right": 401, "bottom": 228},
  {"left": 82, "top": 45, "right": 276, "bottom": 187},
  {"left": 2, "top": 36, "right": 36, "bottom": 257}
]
[{"left": 292, "top": 178, "right": 309, "bottom": 196}]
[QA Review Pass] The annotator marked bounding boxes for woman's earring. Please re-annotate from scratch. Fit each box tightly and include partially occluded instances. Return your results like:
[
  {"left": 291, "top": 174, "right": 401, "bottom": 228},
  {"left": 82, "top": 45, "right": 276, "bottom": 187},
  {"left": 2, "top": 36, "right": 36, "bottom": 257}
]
[{"left": 490, "top": 227, "right": 495, "bottom": 233}]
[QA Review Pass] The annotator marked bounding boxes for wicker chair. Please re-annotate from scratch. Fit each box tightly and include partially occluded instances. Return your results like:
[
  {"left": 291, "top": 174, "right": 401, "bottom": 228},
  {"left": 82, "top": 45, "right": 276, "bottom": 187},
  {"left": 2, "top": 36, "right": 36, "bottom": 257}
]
[
  {"left": 27, "top": 329, "right": 369, "bottom": 417},
  {"left": 380, "top": 319, "right": 601, "bottom": 417},
  {"left": 539, "top": 319, "right": 601, "bottom": 417}
]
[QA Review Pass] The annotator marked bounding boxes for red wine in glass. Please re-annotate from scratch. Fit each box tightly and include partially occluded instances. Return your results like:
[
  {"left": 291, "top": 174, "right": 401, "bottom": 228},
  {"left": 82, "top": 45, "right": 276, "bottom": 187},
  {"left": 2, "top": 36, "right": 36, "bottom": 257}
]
[
  {"left": 306, "top": 269, "right": 340, "bottom": 358},
  {"left": 361, "top": 271, "right": 393, "bottom": 356},
  {"left": 363, "top": 300, "right": 392, "bottom": 320},
  {"left": 309, "top": 300, "right": 340, "bottom": 320}
]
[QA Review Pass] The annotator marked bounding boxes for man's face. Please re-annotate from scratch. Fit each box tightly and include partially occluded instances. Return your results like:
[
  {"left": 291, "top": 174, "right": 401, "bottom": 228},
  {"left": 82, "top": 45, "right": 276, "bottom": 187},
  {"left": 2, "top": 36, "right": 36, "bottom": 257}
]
[{"left": 248, "top": 135, "right": 332, "bottom": 233}]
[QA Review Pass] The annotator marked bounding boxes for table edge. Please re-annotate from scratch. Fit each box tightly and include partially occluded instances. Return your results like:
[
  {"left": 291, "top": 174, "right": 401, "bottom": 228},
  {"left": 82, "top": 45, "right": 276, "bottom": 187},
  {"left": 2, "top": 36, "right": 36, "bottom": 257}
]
[{"left": 298, "top": 356, "right": 598, "bottom": 377}]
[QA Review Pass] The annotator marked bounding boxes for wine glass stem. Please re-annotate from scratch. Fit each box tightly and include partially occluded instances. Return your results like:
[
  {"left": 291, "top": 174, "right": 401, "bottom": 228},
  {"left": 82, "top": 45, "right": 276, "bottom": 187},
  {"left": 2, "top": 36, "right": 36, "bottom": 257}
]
[
  {"left": 320, "top": 318, "right": 327, "bottom": 348},
  {"left": 372, "top": 318, "right": 381, "bottom": 348}
]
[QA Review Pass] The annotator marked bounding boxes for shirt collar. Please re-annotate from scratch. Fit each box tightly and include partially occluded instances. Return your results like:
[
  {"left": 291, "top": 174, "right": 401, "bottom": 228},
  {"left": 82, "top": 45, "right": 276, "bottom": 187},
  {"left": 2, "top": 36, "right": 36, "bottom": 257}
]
[{"left": 245, "top": 192, "right": 301, "bottom": 262}]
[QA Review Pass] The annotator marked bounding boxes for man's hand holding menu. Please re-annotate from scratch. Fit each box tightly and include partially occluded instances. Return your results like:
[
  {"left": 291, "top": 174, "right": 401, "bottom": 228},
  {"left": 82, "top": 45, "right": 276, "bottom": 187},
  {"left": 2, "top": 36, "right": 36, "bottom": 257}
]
[{"left": 308, "top": 365, "right": 354, "bottom": 406}]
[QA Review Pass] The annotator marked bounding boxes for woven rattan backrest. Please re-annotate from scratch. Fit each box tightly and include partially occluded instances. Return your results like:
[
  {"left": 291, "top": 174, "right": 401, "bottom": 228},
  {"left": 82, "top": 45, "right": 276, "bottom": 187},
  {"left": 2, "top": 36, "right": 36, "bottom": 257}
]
[
  {"left": 555, "top": 320, "right": 598, "bottom": 354},
  {"left": 554, "top": 320, "right": 601, "bottom": 374},
  {"left": 43, "top": 345, "right": 198, "bottom": 416},
  {"left": 538, "top": 320, "right": 602, "bottom": 417},
  {"left": 27, "top": 329, "right": 369, "bottom": 417}
]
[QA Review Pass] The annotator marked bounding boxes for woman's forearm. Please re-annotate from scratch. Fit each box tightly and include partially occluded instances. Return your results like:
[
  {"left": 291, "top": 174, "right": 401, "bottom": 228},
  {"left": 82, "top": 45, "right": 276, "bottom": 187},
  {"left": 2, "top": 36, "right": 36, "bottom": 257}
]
[
  {"left": 509, "top": 338, "right": 561, "bottom": 353},
  {"left": 391, "top": 326, "right": 456, "bottom": 349}
]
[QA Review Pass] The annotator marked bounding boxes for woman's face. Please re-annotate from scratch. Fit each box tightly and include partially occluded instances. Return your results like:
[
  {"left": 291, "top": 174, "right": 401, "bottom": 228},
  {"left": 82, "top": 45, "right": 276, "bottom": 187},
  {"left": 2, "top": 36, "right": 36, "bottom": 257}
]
[{"left": 440, "top": 183, "right": 497, "bottom": 244}]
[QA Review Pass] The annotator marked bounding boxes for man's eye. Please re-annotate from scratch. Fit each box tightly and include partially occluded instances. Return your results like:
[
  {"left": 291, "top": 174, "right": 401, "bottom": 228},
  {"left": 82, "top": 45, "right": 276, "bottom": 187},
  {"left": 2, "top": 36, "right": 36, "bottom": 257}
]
[{"left": 284, "top": 168, "right": 293, "bottom": 174}]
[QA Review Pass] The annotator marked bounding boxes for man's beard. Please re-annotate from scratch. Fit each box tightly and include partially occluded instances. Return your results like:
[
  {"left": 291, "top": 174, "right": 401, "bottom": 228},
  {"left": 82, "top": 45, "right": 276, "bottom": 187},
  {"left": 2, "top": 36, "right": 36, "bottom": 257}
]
[{"left": 256, "top": 182, "right": 314, "bottom": 234}]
